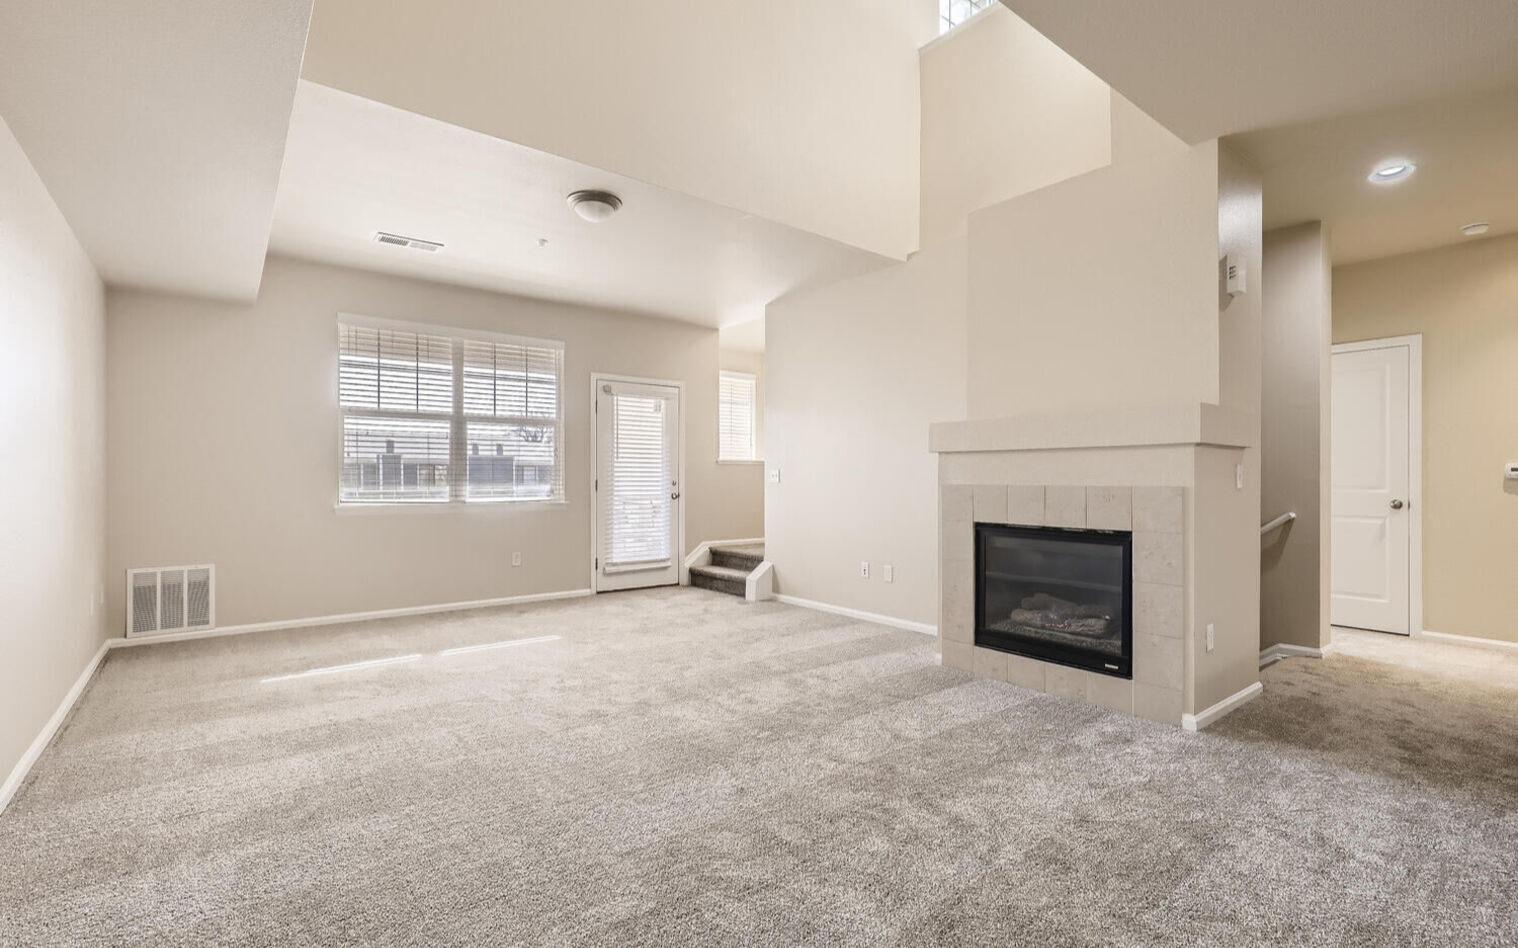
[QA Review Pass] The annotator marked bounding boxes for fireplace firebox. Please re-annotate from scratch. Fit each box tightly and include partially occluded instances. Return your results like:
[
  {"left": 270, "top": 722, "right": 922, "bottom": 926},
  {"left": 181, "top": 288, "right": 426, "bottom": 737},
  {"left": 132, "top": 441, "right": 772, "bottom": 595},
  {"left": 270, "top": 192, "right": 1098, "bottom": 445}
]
[{"left": 974, "top": 523, "right": 1132, "bottom": 678}]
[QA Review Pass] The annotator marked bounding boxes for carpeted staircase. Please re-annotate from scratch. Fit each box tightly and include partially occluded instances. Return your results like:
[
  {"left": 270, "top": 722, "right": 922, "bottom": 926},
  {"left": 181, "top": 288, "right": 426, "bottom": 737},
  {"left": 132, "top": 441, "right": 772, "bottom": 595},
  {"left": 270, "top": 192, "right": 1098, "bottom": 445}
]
[{"left": 689, "top": 543, "right": 764, "bottom": 597}]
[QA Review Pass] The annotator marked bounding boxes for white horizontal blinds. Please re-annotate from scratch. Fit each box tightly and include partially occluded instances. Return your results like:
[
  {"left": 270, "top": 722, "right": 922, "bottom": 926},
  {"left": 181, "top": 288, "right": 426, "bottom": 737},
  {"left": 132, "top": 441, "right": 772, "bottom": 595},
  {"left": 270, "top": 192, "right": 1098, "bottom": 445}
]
[
  {"left": 461, "top": 339, "right": 564, "bottom": 501},
  {"left": 605, "top": 392, "right": 672, "bottom": 566},
  {"left": 339, "top": 324, "right": 453, "bottom": 415},
  {"left": 339, "top": 323, "right": 455, "bottom": 503},
  {"left": 718, "top": 370, "right": 756, "bottom": 461}
]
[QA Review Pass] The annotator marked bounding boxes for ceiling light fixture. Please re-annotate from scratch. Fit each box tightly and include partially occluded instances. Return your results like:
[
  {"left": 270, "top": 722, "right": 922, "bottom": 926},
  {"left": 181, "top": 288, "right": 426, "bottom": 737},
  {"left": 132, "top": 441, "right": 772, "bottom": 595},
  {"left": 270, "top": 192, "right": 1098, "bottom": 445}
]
[
  {"left": 567, "top": 189, "right": 622, "bottom": 222},
  {"left": 1460, "top": 221, "right": 1490, "bottom": 237},
  {"left": 1368, "top": 161, "right": 1416, "bottom": 184}
]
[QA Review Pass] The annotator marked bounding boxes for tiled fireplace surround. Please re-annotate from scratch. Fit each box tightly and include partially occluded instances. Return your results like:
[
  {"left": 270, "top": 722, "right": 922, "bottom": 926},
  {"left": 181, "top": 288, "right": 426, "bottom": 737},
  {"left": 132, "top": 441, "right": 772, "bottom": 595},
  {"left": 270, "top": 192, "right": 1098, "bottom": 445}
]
[
  {"left": 930, "top": 404, "right": 1256, "bottom": 728},
  {"left": 938, "top": 483, "right": 1186, "bottom": 724}
]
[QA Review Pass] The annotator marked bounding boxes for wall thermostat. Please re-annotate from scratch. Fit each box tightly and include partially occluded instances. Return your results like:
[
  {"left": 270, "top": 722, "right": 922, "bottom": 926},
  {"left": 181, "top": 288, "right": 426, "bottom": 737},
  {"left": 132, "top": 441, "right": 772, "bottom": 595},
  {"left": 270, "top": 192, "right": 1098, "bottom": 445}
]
[{"left": 1223, "top": 255, "right": 1247, "bottom": 297}]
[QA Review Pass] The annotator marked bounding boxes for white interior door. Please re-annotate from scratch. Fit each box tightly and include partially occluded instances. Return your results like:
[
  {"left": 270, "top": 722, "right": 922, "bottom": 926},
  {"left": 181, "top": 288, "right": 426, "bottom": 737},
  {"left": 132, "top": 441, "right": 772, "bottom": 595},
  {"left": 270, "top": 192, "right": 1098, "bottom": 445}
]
[
  {"left": 1331, "top": 342, "right": 1412, "bottom": 633},
  {"left": 594, "top": 379, "right": 680, "bottom": 591}
]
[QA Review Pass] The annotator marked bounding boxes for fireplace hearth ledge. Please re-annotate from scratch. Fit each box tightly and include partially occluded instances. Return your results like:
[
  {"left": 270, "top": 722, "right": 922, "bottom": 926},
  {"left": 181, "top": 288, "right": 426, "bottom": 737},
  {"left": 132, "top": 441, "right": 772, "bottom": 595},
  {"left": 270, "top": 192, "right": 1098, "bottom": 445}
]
[{"left": 929, "top": 403, "right": 1254, "bottom": 454}]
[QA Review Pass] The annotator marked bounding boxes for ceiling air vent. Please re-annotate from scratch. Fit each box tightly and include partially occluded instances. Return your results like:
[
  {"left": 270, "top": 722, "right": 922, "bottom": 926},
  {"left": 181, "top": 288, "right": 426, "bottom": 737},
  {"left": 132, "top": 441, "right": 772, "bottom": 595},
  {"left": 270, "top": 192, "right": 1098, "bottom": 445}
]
[
  {"left": 127, "top": 565, "right": 215, "bottom": 637},
  {"left": 374, "top": 231, "right": 444, "bottom": 253}
]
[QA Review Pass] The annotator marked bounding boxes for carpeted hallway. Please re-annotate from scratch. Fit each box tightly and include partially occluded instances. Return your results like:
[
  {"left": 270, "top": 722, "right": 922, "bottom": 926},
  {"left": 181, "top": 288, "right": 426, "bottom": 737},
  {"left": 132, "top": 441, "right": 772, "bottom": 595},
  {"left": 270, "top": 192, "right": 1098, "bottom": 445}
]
[{"left": 2, "top": 589, "right": 1515, "bottom": 946}]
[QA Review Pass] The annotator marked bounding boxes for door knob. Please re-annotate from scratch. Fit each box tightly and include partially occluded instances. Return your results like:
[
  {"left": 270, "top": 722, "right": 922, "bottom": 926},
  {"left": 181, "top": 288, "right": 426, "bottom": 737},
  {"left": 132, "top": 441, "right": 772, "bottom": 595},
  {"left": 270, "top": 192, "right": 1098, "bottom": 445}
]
[{"left": 1390, "top": 499, "right": 1404, "bottom": 510}]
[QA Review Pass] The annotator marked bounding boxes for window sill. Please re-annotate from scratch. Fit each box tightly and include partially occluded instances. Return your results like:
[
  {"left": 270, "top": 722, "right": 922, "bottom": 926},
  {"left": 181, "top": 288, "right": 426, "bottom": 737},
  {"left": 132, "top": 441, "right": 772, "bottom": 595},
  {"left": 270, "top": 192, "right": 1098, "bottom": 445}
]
[
  {"left": 717, "top": 459, "right": 764, "bottom": 466},
  {"left": 335, "top": 499, "right": 569, "bottom": 515}
]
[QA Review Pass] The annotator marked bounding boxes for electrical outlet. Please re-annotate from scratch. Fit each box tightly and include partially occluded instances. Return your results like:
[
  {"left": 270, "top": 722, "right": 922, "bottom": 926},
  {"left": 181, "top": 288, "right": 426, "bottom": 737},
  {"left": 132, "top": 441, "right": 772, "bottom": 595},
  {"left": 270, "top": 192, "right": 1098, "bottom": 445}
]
[
  {"left": 511, "top": 552, "right": 522, "bottom": 567},
  {"left": 859, "top": 561, "right": 870, "bottom": 579},
  {"left": 767, "top": 468, "right": 781, "bottom": 484},
  {"left": 1206, "top": 623, "right": 1216, "bottom": 652},
  {"left": 883, "top": 564, "right": 894, "bottom": 583}
]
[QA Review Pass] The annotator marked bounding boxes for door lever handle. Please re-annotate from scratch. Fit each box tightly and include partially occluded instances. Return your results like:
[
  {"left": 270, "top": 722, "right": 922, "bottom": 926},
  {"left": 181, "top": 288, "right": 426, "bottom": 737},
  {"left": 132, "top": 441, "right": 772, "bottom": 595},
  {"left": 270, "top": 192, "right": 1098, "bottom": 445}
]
[
  {"left": 671, "top": 492, "right": 681, "bottom": 500},
  {"left": 1390, "top": 499, "right": 1404, "bottom": 510}
]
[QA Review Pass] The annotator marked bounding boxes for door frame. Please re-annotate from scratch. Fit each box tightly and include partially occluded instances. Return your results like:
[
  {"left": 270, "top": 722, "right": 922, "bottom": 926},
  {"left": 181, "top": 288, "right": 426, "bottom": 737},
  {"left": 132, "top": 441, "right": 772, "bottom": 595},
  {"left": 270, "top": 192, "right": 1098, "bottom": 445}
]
[
  {"left": 1331, "top": 333, "right": 1423, "bottom": 637},
  {"left": 588, "top": 373, "right": 687, "bottom": 593}
]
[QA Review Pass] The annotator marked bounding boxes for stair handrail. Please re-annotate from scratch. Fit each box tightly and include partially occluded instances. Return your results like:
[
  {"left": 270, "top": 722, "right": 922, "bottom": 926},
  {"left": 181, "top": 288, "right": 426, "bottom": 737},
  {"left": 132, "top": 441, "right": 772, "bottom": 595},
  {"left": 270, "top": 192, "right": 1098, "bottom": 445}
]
[{"left": 1260, "top": 511, "right": 1297, "bottom": 536}]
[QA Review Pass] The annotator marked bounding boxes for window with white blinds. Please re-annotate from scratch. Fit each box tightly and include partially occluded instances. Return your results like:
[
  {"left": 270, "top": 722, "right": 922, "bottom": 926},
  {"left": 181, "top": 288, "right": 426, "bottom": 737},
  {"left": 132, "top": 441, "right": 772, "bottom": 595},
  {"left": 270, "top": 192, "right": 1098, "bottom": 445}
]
[
  {"left": 338, "top": 316, "right": 564, "bottom": 505},
  {"left": 718, "top": 370, "right": 758, "bottom": 461}
]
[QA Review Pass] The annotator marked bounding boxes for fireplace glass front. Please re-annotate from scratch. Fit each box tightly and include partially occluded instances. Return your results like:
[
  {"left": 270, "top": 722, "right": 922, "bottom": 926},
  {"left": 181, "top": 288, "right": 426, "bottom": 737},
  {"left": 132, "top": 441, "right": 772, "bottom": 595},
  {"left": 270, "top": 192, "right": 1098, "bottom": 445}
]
[{"left": 974, "top": 523, "right": 1132, "bottom": 678}]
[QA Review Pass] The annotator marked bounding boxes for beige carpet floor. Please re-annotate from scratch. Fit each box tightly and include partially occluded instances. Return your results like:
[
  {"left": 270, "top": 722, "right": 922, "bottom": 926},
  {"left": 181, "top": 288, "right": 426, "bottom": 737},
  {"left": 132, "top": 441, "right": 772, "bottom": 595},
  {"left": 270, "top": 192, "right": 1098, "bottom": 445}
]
[{"left": 1, "top": 589, "right": 1515, "bottom": 946}]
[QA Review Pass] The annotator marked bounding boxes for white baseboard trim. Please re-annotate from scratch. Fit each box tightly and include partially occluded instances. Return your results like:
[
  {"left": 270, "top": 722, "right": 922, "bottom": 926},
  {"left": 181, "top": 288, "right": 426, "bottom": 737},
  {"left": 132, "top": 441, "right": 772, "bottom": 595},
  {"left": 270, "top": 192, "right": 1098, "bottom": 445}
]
[
  {"left": 1258, "top": 642, "right": 1329, "bottom": 668},
  {"left": 1182, "top": 680, "right": 1263, "bottom": 732},
  {"left": 681, "top": 537, "right": 764, "bottom": 586},
  {"left": 1, "top": 638, "right": 112, "bottom": 816},
  {"left": 112, "top": 588, "right": 594, "bottom": 648},
  {"left": 774, "top": 594, "right": 937, "bottom": 637},
  {"left": 1419, "top": 629, "right": 1518, "bottom": 654}
]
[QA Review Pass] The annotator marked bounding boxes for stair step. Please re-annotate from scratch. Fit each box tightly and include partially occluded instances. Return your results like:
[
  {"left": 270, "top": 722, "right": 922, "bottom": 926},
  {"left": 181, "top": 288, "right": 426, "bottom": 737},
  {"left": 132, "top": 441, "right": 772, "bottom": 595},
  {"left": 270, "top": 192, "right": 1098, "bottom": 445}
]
[
  {"left": 691, "top": 564, "right": 749, "bottom": 581},
  {"left": 690, "top": 563, "right": 749, "bottom": 597},
  {"left": 710, "top": 545, "right": 764, "bottom": 571}
]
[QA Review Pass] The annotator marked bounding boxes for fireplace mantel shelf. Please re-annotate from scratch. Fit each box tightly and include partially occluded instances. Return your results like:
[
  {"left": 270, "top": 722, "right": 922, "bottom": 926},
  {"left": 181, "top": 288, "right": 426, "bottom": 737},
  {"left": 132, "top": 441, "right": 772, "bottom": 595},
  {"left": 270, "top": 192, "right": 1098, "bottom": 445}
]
[{"left": 929, "top": 403, "right": 1254, "bottom": 454}]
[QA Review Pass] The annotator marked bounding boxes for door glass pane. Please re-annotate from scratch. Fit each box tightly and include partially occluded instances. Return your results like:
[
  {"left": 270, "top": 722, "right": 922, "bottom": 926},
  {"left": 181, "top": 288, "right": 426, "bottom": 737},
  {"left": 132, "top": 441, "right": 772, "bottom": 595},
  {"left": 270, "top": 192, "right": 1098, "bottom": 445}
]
[{"left": 608, "top": 394, "right": 671, "bottom": 565}]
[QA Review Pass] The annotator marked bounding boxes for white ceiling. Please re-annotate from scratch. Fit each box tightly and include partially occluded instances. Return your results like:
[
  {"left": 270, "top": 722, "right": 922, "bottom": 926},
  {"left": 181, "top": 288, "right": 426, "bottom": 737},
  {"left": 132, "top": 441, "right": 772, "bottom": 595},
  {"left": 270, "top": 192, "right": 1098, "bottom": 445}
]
[
  {"left": 0, "top": 0, "right": 312, "bottom": 300},
  {"left": 1229, "top": 85, "right": 1518, "bottom": 264},
  {"left": 269, "top": 83, "right": 889, "bottom": 331},
  {"left": 997, "top": 0, "right": 1518, "bottom": 143}
]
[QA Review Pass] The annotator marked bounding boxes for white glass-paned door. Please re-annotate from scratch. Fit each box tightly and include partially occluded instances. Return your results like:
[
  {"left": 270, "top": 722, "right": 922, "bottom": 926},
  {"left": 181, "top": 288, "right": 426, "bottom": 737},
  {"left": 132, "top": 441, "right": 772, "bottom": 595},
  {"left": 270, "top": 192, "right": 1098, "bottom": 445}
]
[{"left": 596, "top": 380, "right": 680, "bottom": 590}]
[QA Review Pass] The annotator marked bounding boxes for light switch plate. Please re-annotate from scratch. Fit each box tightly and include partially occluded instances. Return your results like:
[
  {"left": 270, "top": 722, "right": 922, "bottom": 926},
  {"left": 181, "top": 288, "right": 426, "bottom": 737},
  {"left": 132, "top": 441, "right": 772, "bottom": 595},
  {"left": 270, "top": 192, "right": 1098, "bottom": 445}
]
[
  {"left": 511, "top": 552, "right": 522, "bottom": 567},
  {"left": 1206, "top": 623, "right": 1216, "bottom": 652},
  {"left": 883, "top": 564, "right": 894, "bottom": 583}
]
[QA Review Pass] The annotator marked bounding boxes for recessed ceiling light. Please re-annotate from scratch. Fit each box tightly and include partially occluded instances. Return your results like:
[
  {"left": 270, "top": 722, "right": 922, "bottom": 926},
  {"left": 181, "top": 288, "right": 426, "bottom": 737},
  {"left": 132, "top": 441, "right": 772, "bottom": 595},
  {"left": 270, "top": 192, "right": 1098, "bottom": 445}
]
[
  {"left": 1368, "top": 161, "right": 1416, "bottom": 184},
  {"left": 1460, "top": 222, "right": 1490, "bottom": 237},
  {"left": 567, "top": 189, "right": 622, "bottom": 223}
]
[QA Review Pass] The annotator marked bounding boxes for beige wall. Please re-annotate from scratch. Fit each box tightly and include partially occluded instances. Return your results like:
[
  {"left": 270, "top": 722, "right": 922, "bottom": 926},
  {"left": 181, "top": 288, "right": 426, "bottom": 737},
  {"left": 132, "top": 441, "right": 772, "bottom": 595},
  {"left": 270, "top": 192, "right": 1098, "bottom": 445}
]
[
  {"left": 918, "top": 4, "right": 1110, "bottom": 245},
  {"left": 965, "top": 94, "right": 1221, "bottom": 417},
  {"left": 1190, "top": 144, "right": 1263, "bottom": 708},
  {"left": 302, "top": 0, "right": 928, "bottom": 260},
  {"left": 0, "top": 117, "right": 107, "bottom": 790},
  {"left": 106, "top": 256, "right": 759, "bottom": 630},
  {"left": 1333, "top": 234, "right": 1518, "bottom": 643},
  {"left": 717, "top": 348, "right": 766, "bottom": 533},
  {"left": 765, "top": 238, "right": 968, "bottom": 626},
  {"left": 1261, "top": 223, "right": 1332, "bottom": 651},
  {"left": 760, "top": 15, "right": 1115, "bottom": 628},
  {"left": 763, "top": 29, "right": 1253, "bottom": 636}
]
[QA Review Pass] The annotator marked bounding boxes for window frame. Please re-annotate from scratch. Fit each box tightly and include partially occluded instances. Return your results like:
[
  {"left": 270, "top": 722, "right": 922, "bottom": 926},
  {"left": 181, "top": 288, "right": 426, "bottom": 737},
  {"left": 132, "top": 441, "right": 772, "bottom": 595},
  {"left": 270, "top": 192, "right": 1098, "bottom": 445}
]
[
  {"left": 717, "top": 369, "right": 760, "bottom": 464},
  {"left": 937, "top": 0, "right": 995, "bottom": 36},
  {"left": 335, "top": 313, "right": 567, "bottom": 510}
]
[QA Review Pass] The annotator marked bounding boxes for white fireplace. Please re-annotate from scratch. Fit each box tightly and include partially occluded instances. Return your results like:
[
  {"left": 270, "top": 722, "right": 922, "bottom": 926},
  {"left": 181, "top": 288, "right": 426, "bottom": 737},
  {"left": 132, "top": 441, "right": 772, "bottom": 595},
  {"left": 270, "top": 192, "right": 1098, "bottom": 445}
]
[{"left": 931, "top": 403, "right": 1262, "bottom": 728}]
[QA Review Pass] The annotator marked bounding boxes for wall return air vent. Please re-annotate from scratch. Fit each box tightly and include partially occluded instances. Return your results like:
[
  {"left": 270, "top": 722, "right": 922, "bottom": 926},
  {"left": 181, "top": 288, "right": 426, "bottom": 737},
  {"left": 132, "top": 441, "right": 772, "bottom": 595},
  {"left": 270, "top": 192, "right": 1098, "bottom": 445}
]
[
  {"left": 127, "top": 565, "right": 215, "bottom": 637},
  {"left": 373, "top": 231, "right": 444, "bottom": 252}
]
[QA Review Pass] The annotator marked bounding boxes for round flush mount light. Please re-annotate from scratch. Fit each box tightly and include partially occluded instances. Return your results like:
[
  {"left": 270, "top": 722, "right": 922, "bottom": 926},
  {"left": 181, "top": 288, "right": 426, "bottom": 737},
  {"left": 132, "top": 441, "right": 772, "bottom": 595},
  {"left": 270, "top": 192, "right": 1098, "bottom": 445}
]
[
  {"left": 567, "top": 189, "right": 622, "bottom": 222},
  {"left": 1368, "top": 161, "right": 1416, "bottom": 184},
  {"left": 1460, "top": 221, "right": 1491, "bottom": 237}
]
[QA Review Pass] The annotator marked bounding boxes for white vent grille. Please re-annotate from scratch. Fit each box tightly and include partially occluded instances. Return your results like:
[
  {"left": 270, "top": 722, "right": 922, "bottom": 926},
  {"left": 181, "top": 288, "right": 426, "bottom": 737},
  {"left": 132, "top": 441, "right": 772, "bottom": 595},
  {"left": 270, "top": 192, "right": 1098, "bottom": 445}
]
[
  {"left": 374, "top": 231, "right": 444, "bottom": 253},
  {"left": 127, "top": 565, "right": 215, "bottom": 637}
]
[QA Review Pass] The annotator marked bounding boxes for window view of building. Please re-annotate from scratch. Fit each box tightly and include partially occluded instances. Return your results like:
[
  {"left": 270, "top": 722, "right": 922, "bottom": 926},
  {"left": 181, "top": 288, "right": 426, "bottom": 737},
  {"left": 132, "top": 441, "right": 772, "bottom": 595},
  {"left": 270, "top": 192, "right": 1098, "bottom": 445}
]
[{"left": 337, "top": 318, "right": 564, "bottom": 505}]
